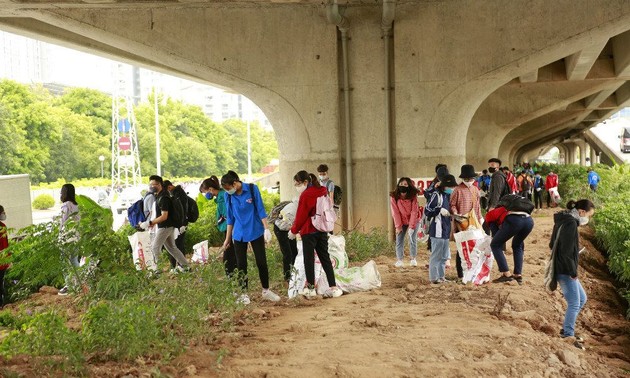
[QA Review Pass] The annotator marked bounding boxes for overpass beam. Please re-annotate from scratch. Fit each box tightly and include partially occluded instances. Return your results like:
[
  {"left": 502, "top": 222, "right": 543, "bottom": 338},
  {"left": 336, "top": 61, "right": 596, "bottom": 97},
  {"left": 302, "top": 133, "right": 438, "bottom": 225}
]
[
  {"left": 565, "top": 39, "right": 608, "bottom": 81},
  {"left": 612, "top": 29, "right": 630, "bottom": 77}
]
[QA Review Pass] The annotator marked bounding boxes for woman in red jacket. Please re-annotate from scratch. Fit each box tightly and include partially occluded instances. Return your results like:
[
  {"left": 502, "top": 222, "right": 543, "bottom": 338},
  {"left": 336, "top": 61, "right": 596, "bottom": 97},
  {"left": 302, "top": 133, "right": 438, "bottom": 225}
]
[
  {"left": 289, "top": 171, "right": 343, "bottom": 299},
  {"left": 0, "top": 206, "right": 9, "bottom": 307}
]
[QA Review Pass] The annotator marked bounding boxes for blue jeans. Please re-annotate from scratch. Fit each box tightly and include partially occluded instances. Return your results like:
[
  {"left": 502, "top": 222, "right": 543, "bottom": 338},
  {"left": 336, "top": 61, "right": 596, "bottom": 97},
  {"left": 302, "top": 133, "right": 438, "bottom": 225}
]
[
  {"left": 490, "top": 214, "right": 534, "bottom": 275},
  {"left": 429, "top": 237, "right": 450, "bottom": 282},
  {"left": 557, "top": 274, "right": 587, "bottom": 337},
  {"left": 395, "top": 224, "right": 418, "bottom": 260}
]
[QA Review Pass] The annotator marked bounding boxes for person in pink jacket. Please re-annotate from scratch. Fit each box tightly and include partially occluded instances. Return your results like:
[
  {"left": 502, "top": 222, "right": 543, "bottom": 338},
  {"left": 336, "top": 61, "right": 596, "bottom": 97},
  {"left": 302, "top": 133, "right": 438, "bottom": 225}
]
[{"left": 390, "top": 177, "right": 420, "bottom": 267}]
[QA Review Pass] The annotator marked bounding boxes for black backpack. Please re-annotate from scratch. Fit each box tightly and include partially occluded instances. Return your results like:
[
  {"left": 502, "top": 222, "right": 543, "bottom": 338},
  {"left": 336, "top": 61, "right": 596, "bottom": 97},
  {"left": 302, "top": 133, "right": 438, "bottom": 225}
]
[
  {"left": 333, "top": 185, "right": 343, "bottom": 207},
  {"left": 498, "top": 194, "right": 534, "bottom": 214},
  {"left": 186, "top": 196, "right": 199, "bottom": 223}
]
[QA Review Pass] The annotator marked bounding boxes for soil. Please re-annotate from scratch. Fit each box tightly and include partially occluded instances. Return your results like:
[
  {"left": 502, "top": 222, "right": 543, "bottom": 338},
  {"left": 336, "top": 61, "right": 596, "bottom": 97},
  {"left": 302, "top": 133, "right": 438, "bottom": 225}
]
[{"left": 1, "top": 208, "right": 629, "bottom": 377}]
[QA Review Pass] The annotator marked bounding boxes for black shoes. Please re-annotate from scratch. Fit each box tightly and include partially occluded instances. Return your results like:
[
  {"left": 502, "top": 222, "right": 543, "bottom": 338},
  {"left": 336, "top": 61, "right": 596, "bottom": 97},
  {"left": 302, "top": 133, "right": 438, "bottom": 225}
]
[
  {"left": 492, "top": 275, "right": 514, "bottom": 283},
  {"left": 560, "top": 329, "right": 584, "bottom": 343}
]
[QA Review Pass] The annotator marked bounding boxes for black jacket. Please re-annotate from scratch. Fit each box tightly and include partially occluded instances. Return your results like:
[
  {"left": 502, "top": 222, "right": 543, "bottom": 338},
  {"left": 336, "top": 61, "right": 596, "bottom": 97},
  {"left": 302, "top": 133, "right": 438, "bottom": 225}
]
[
  {"left": 487, "top": 170, "right": 507, "bottom": 209},
  {"left": 549, "top": 210, "right": 580, "bottom": 277}
]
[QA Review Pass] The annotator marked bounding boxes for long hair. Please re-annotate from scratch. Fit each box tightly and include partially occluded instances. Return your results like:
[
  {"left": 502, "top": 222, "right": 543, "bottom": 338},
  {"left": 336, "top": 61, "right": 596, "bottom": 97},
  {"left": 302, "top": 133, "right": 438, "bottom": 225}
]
[
  {"left": 293, "top": 170, "right": 321, "bottom": 188},
  {"left": 390, "top": 177, "right": 418, "bottom": 200},
  {"left": 566, "top": 199, "right": 595, "bottom": 212},
  {"left": 200, "top": 176, "right": 221, "bottom": 192},
  {"left": 221, "top": 170, "right": 240, "bottom": 186},
  {"left": 60, "top": 184, "right": 77, "bottom": 205}
]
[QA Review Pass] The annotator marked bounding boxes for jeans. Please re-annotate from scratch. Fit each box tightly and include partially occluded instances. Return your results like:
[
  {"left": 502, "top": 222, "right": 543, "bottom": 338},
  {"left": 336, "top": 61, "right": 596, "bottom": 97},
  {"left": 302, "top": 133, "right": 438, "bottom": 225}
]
[
  {"left": 557, "top": 274, "right": 587, "bottom": 337},
  {"left": 221, "top": 231, "right": 237, "bottom": 278},
  {"left": 152, "top": 227, "right": 189, "bottom": 268},
  {"left": 274, "top": 225, "right": 298, "bottom": 282},
  {"left": 533, "top": 189, "right": 543, "bottom": 209},
  {"left": 169, "top": 230, "right": 187, "bottom": 268},
  {"left": 64, "top": 252, "right": 80, "bottom": 288},
  {"left": 233, "top": 235, "right": 269, "bottom": 290},
  {"left": 302, "top": 231, "right": 336, "bottom": 287},
  {"left": 490, "top": 214, "right": 534, "bottom": 275},
  {"left": 429, "top": 237, "right": 450, "bottom": 282},
  {"left": 395, "top": 224, "right": 418, "bottom": 260}
]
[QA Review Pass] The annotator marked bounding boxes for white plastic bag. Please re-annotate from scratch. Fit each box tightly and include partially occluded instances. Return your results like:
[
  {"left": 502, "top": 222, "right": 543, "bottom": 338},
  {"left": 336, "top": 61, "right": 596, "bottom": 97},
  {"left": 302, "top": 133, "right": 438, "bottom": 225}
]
[
  {"left": 191, "top": 240, "right": 209, "bottom": 264},
  {"left": 316, "top": 260, "right": 382, "bottom": 294},
  {"left": 549, "top": 187, "right": 561, "bottom": 204},
  {"left": 128, "top": 231, "right": 157, "bottom": 271},
  {"left": 454, "top": 230, "right": 494, "bottom": 285},
  {"left": 328, "top": 235, "right": 349, "bottom": 269}
]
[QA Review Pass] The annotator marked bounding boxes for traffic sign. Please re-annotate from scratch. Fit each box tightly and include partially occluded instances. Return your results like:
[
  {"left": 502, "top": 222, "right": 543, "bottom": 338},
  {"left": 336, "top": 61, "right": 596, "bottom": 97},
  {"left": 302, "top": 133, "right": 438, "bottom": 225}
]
[{"left": 119, "top": 137, "right": 131, "bottom": 150}]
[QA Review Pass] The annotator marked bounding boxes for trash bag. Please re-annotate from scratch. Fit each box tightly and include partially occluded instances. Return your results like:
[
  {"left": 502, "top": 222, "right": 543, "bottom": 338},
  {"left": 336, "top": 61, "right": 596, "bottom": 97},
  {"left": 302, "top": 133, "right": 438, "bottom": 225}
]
[
  {"left": 328, "top": 235, "right": 349, "bottom": 269},
  {"left": 191, "top": 240, "right": 209, "bottom": 264},
  {"left": 454, "top": 230, "right": 494, "bottom": 285},
  {"left": 128, "top": 231, "right": 157, "bottom": 271},
  {"left": 316, "top": 260, "right": 382, "bottom": 294}
]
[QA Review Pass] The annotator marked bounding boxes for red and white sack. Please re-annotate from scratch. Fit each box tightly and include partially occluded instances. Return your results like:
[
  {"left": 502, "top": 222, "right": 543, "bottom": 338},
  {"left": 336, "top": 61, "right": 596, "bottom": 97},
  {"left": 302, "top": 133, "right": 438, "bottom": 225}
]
[
  {"left": 454, "top": 230, "right": 493, "bottom": 285},
  {"left": 191, "top": 240, "right": 209, "bottom": 264},
  {"left": 128, "top": 231, "right": 157, "bottom": 271}
]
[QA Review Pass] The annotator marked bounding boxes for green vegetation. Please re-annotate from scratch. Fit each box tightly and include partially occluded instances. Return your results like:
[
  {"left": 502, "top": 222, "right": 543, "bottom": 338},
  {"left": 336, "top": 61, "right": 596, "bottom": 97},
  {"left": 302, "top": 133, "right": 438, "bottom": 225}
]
[
  {"left": 0, "top": 80, "right": 279, "bottom": 183},
  {"left": 31, "top": 194, "right": 55, "bottom": 210},
  {"left": 552, "top": 163, "right": 630, "bottom": 315}
]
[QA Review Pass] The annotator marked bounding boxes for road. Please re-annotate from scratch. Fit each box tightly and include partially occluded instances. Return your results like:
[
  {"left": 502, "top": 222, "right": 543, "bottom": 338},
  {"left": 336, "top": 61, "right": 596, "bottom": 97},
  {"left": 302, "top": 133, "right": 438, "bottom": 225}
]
[{"left": 590, "top": 117, "right": 630, "bottom": 163}]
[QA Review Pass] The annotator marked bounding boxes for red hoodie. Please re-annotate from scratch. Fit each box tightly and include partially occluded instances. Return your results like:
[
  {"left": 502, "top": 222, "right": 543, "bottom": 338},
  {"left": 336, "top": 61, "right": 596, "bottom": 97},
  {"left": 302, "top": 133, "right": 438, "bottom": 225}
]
[
  {"left": 0, "top": 221, "right": 9, "bottom": 270},
  {"left": 291, "top": 185, "right": 328, "bottom": 236},
  {"left": 545, "top": 173, "right": 558, "bottom": 189},
  {"left": 485, "top": 206, "right": 509, "bottom": 226}
]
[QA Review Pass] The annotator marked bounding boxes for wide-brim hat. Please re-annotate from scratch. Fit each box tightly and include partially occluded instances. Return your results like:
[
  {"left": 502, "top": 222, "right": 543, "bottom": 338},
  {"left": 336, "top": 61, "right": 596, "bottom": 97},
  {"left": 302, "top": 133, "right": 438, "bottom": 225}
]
[
  {"left": 436, "top": 166, "right": 449, "bottom": 181},
  {"left": 459, "top": 164, "right": 477, "bottom": 179},
  {"left": 440, "top": 174, "right": 458, "bottom": 188}
]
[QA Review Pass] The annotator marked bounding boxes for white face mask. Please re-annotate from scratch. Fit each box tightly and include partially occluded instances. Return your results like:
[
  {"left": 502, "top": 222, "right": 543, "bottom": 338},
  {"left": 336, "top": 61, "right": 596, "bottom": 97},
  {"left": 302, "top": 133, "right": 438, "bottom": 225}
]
[
  {"left": 319, "top": 175, "right": 327, "bottom": 181},
  {"left": 579, "top": 216, "right": 589, "bottom": 226},
  {"left": 0, "top": 214, "right": 5, "bottom": 221},
  {"left": 295, "top": 184, "right": 307, "bottom": 193},
  {"left": 463, "top": 181, "right": 474, "bottom": 188}
]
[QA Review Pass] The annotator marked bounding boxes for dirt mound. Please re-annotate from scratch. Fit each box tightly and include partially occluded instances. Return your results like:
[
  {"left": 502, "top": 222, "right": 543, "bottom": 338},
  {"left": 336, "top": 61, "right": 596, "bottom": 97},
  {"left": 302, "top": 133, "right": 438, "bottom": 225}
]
[{"left": 217, "top": 208, "right": 629, "bottom": 377}]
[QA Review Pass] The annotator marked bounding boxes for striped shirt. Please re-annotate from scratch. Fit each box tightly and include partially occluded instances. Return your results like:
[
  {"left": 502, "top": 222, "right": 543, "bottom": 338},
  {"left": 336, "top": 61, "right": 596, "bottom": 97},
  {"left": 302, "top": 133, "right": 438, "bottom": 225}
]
[{"left": 449, "top": 183, "right": 482, "bottom": 222}]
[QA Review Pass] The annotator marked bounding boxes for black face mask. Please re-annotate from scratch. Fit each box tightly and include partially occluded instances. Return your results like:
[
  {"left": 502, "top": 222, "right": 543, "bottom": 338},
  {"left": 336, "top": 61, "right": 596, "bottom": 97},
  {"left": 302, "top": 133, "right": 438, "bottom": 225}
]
[
  {"left": 398, "top": 186, "right": 409, "bottom": 194},
  {"left": 488, "top": 167, "right": 497, "bottom": 173}
]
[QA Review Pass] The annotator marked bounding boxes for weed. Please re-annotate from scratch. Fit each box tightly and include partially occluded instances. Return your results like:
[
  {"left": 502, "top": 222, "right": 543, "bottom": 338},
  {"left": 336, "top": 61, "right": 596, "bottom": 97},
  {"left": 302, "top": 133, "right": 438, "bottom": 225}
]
[{"left": 491, "top": 293, "right": 510, "bottom": 318}]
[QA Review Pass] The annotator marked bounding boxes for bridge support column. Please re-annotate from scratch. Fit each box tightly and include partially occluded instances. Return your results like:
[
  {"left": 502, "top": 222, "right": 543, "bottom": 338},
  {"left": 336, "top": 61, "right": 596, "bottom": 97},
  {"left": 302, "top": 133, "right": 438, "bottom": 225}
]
[{"left": 590, "top": 144, "right": 598, "bottom": 166}]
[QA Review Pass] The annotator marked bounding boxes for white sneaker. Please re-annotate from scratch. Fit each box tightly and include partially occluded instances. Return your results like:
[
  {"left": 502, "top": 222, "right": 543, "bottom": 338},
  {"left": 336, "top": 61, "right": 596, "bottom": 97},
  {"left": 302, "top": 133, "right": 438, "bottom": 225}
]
[
  {"left": 410, "top": 258, "right": 418, "bottom": 267},
  {"left": 261, "top": 289, "right": 281, "bottom": 302},
  {"left": 394, "top": 260, "right": 404, "bottom": 268},
  {"left": 323, "top": 287, "right": 343, "bottom": 298},
  {"left": 301, "top": 287, "right": 317, "bottom": 299},
  {"left": 236, "top": 294, "right": 251, "bottom": 305}
]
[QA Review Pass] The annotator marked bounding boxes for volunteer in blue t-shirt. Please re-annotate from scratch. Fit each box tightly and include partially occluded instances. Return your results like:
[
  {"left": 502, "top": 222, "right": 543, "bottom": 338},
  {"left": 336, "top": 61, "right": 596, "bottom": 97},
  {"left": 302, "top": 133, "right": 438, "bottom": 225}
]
[
  {"left": 221, "top": 170, "right": 280, "bottom": 305},
  {"left": 587, "top": 168, "right": 600, "bottom": 192}
]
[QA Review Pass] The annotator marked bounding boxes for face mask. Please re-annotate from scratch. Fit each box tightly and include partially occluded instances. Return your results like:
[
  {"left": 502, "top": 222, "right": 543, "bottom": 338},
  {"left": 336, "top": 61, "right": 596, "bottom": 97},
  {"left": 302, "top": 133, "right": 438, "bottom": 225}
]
[
  {"left": 488, "top": 167, "right": 497, "bottom": 173},
  {"left": 579, "top": 216, "right": 589, "bottom": 226},
  {"left": 398, "top": 186, "right": 409, "bottom": 193},
  {"left": 319, "top": 175, "right": 327, "bottom": 181},
  {"left": 295, "top": 184, "right": 307, "bottom": 193},
  {"left": 226, "top": 188, "right": 236, "bottom": 195},
  {"left": 444, "top": 188, "right": 454, "bottom": 195},
  {"left": 204, "top": 192, "right": 214, "bottom": 200},
  {"left": 0, "top": 214, "right": 5, "bottom": 221},
  {"left": 148, "top": 186, "right": 157, "bottom": 193},
  {"left": 463, "top": 181, "right": 473, "bottom": 188}
]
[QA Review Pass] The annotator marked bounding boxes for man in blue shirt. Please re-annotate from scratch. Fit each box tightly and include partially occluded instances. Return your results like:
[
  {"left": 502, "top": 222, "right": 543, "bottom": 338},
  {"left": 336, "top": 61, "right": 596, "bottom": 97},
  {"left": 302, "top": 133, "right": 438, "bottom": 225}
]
[{"left": 587, "top": 168, "right": 601, "bottom": 191}]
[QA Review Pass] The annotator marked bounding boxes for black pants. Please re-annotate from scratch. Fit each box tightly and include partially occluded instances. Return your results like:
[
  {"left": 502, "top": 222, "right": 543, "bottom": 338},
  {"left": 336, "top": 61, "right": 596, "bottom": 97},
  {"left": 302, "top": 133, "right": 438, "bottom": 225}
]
[
  {"left": 534, "top": 189, "right": 543, "bottom": 209},
  {"left": 274, "top": 225, "right": 298, "bottom": 282},
  {"left": 221, "top": 231, "right": 237, "bottom": 278},
  {"left": 302, "top": 231, "right": 336, "bottom": 287},
  {"left": 455, "top": 253, "right": 464, "bottom": 279},
  {"left": 0, "top": 269, "right": 5, "bottom": 306},
  {"left": 233, "top": 236, "right": 269, "bottom": 290},
  {"left": 546, "top": 190, "right": 552, "bottom": 208},
  {"left": 169, "top": 230, "right": 187, "bottom": 268}
]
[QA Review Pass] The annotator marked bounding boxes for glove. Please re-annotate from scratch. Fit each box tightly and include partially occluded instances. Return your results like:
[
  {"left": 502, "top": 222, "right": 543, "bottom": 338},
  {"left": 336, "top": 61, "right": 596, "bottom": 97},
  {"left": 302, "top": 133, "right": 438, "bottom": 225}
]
[
  {"left": 264, "top": 229, "right": 272, "bottom": 243},
  {"left": 395, "top": 227, "right": 402, "bottom": 235},
  {"left": 179, "top": 225, "right": 187, "bottom": 234},
  {"left": 440, "top": 208, "right": 450, "bottom": 217},
  {"left": 288, "top": 231, "right": 296, "bottom": 240},
  {"left": 407, "top": 227, "right": 415, "bottom": 238},
  {"left": 138, "top": 220, "right": 150, "bottom": 230}
]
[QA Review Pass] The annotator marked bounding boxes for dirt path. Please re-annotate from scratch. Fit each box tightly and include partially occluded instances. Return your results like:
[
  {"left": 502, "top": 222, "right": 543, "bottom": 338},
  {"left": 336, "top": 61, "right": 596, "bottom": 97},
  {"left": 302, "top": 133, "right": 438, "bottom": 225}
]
[{"left": 210, "top": 209, "right": 629, "bottom": 378}]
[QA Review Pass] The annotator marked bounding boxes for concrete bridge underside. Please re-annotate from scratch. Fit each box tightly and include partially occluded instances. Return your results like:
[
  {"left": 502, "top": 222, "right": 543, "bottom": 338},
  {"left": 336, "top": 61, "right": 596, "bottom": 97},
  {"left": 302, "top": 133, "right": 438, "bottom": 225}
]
[{"left": 2, "top": 0, "right": 630, "bottom": 231}]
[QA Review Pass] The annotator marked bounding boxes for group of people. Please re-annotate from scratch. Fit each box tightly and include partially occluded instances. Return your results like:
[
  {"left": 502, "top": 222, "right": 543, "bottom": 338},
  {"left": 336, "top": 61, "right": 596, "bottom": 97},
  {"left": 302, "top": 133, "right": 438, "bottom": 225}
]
[
  {"left": 389, "top": 158, "right": 594, "bottom": 349},
  {"left": 197, "top": 164, "right": 342, "bottom": 305}
]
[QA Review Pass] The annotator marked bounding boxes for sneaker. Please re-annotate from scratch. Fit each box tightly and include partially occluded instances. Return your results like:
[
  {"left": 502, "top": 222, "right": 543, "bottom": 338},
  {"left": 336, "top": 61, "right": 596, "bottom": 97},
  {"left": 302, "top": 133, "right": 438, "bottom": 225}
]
[
  {"left": 514, "top": 276, "right": 523, "bottom": 285},
  {"left": 236, "top": 294, "right": 251, "bottom": 305},
  {"left": 492, "top": 275, "right": 514, "bottom": 283},
  {"left": 301, "top": 287, "right": 317, "bottom": 299},
  {"left": 57, "top": 286, "right": 69, "bottom": 296},
  {"left": 261, "top": 289, "right": 281, "bottom": 302},
  {"left": 394, "top": 260, "right": 404, "bottom": 268},
  {"left": 430, "top": 280, "right": 442, "bottom": 285},
  {"left": 560, "top": 329, "right": 584, "bottom": 343},
  {"left": 573, "top": 340, "right": 586, "bottom": 350},
  {"left": 409, "top": 259, "right": 418, "bottom": 267},
  {"left": 323, "top": 287, "right": 343, "bottom": 298}
]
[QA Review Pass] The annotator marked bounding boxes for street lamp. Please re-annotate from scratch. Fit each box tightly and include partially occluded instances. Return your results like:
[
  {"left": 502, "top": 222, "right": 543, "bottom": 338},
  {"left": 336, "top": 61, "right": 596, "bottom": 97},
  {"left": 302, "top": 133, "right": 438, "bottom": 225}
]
[{"left": 99, "top": 155, "right": 105, "bottom": 178}]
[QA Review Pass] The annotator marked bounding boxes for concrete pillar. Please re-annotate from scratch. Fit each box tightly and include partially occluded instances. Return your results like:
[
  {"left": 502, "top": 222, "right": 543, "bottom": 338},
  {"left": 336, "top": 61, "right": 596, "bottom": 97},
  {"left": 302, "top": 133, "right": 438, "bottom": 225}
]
[
  {"left": 590, "top": 144, "right": 598, "bottom": 166},
  {"left": 578, "top": 140, "right": 587, "bottom": 166}
]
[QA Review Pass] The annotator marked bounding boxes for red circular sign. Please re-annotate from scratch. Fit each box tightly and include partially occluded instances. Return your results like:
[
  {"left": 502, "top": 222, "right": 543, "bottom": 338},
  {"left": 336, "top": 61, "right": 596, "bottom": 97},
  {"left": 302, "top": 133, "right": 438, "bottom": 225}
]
[{"left": 118, "top": 137, "right": 131, "bottom": 151}]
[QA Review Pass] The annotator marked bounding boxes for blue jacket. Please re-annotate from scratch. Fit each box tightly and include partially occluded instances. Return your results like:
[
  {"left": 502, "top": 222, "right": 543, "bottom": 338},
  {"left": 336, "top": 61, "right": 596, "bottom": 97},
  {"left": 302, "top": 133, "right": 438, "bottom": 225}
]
[
  {"left": 533, "top": 175, "right": 544, "bottom": 189},
  {"left": 425, "top": 191, "right": 451, "bottom": 239},
  {"left": 225, "top": 184, "right": 267, "bottom": 243},
  {"left": 588, "top": 171, "right": 600, "bottom": 186}
]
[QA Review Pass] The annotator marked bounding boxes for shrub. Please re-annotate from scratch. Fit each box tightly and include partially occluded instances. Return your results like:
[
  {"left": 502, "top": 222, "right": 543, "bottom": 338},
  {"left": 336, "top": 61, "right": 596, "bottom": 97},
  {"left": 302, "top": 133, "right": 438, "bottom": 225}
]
[
  {"left": 343, "top": 227, "right": 392, "bottom": 262},
  {"left": 32, "top": 194, "right": 55, "bottom": 210}
]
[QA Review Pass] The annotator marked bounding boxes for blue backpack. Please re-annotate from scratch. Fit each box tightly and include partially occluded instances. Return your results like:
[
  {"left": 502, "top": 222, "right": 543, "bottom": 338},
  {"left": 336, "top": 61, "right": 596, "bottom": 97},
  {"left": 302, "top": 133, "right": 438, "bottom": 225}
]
[{"left": 127, "top": 199, "right": 146, "bottom": 227}]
